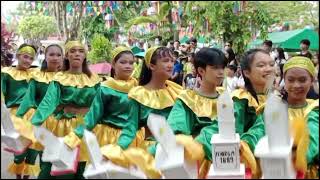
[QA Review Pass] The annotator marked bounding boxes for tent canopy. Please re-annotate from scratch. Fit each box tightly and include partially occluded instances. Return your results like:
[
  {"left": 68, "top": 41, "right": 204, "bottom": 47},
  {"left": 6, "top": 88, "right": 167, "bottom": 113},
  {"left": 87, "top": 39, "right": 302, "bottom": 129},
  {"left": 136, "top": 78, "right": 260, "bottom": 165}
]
[{"left": 248, "top": 28, "right": 319, "bottom": 52}]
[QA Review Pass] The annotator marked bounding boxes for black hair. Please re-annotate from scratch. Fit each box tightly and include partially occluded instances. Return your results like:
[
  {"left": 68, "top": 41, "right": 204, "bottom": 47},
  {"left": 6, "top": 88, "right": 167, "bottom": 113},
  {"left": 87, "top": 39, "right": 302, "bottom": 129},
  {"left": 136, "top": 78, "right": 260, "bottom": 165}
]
[
  {"left": 41, "top": 44, "right": 63, "bottom": 71},
  {"left": 227, "top": 64, "right": 237, "bottom": 73},
  {"left": 240, "top": 48, "right": 269, "bottom": 103},
  {"left": 174, "top": 40, "right": 180, "bottom": 44},
  {"left": 276, "top": 47, "right": 286, "bottom": 60},
  {"left": 194, "top": 48, "right": 227, "bottom": 77},
  {"left": 226, "top": 48, "right": 236, "bottom": 64},
  {"left": 110, "top": 50, "right": 134, "bottom": 78},
  {"left": 263, "top": 40, "right": 273, "bottom": 47},
  {"left": 139, "top": 47, "right": 173, "bottom": 85},
  {"left": 189, "top": 37, "right": 197, "bottom": 44},
  {"left": 173, "top": 51, "right": 179, "bottom": 58},
  {"left": 300, "top": 39, "right": 310, "bottom": 47}
]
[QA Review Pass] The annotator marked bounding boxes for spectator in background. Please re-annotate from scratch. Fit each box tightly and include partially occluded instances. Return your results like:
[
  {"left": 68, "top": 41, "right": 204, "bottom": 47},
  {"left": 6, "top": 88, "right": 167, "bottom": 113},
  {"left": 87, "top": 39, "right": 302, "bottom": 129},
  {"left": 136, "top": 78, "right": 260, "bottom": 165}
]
[
  {"left": 189, "top": 37, "right": 200, "bottom": 53},
  {"left": 183, "top": 65, "right": 197, "bottom": 89},
  {"left": 184, "top": 52, "right": 195, "bottom": 76},
  {"left": 225, "top": 48, "right": 236, "bottom": 65},
  {"left": 299, "top": 39, "right": 313, "bottom": 60},
  {"left": 171, "top": 50, "right": 184, "bottom": 85},
  {"left": 224, "top": 64, "right": 238, "bottom": 92},
  {"left": 174, "top": 40, "right": 180, "bottom": 51},
  {"left": 262, "top": 40, "right": 273, "bottom": 53},
  {"left": 274, "top": 47, "right": 287, "bottom": 65},
  {"left": 224, "top": 41, "right": 233, "bottom": 51}
]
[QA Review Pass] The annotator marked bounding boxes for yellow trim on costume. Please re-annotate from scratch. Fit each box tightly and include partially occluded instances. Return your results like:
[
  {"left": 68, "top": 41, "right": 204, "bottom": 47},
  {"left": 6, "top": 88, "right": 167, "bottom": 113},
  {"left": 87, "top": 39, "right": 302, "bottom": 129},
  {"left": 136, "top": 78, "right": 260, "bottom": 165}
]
[
  {"left": 101, "top": 77, "right": 138, "bottom": 93},
  {"left": 17, "top": 46, "right": 36, "bottom": 57},
  {"left": 123, "top": 148, "right": 162, "bottom": 179},
  {"left": 231, "top": 88, "right": 267, "bottom": 114},
  {"left": 145, "top": 46, "right": 161, "bottom": 67},
  {"left": 178, "top": 89, "right": 219, "bottom": 119},
  {"left": 284, "top": 56, "right": 315, "bottom": 77},
  {"left": 175, "top": 134, "right": 205, "bottom": 162},
  {"left": 1, "top": 67, "right": 37, "bottom": 82},
  {"left": 10, "top": 107, "right": 36, "bottom": 142},
  {"left": 128, "top": 80, "right": 183, "bottom": 109},
  {"left": 53, "top": 71, "right": 100, "bottom": 88},
  {"left": 112, "top": 46, "right": 132, "bottom": 60},
  {"left": 7, "top": 161, "right": 26, "bottom": 175},
  {"left": 23, "top": 163, "right": 40, "bottom": 176},
  {"left": 288, "top": 99, "right": 318, "bottom": 174},
  {"left": 101, "top": 144, "right": 130, "bottom": 168},
  {"left": 240, "top": 140, "right": 258, "bottom": 178},
  {"left": 64, "top": 131, "right": 82, "bottom": 149},
  {"left": 31, "top": 70, "right": 57, "bottom": 84},
  {"left": 65, "top": 41, "right": 86, "bottom": 54}
]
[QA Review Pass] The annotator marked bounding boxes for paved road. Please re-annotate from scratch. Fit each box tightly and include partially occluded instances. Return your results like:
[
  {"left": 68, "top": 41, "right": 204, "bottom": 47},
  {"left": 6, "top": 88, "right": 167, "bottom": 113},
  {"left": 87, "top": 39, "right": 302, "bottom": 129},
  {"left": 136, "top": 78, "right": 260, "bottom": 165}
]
[{"left": 1, "top": 143, "right": 37, "bottom": 179}]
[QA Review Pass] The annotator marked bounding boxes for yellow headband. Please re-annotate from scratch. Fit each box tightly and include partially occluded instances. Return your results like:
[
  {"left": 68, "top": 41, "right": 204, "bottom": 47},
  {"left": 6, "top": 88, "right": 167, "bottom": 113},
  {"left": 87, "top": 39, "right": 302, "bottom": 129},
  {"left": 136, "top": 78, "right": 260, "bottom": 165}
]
[
  {"left": 145, "top": 46, "right": 161, "bottom": 67},
  {"left": 65, "top": 41, "right": 86, "bottom": 54},
  {"left": 112, "top": 46, "right": 132, "bottom": 61},
  {"left": 17, "top": 46, "right": 36, "bottom": 57},
  {"left": 284, "top": 56, "right": 315, "bottom": 77}
]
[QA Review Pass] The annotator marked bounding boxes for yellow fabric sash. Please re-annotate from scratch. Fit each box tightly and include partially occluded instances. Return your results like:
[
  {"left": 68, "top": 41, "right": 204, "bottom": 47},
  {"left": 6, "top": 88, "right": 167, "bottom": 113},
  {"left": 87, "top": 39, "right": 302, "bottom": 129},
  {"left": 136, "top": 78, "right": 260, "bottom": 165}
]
[
  {"left": 1, "top": 67, "right": 37, "bottom": 81},
  {"left": 65, "top": 41, "right": 86, "bottom": 54},
  {"left": 112, "top": 46, "right": 132, "bottom": 60},
  {"left": 145, "top": 46, "right": 161, "bottom": 67},
  {"left": 128, "top": 80, "right": 183, "bottom": 109},
  {"left": 232, "top": 88, "right": 267, "bottom": 114},
  {"left": 288, "top": 99, "right": 318, "bottom": 174},
  {"left": 53, "top": 71, "right": 100, "bottom": 88},
  {"left": 284, "top": 56, "right": 316, "bottom": 77},
  {"left": 101, "top": 77, "right": 138, "bottom": 93},
  {"left": 178, "top": 89, "right": 219, "bottom": 119}
]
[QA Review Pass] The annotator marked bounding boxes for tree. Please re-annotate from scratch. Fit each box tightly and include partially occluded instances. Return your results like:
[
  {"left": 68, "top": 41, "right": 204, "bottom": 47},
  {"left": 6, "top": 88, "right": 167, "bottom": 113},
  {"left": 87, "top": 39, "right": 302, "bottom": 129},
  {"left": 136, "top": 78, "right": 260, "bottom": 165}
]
[
  {"left": 87, "top": 34, "right": 112, "bottom": 64},
  {"left": 125, "top": 2, "right": 178, "bottom": 42},
  {"left": 17, "top": 15, "right": 58, "bottom": 46},
  {"left": 259, "top": 1, "right": 319, "bottom": 30},
  {"left": 1, "top": 22, "right": 15, "bottom": 66}
]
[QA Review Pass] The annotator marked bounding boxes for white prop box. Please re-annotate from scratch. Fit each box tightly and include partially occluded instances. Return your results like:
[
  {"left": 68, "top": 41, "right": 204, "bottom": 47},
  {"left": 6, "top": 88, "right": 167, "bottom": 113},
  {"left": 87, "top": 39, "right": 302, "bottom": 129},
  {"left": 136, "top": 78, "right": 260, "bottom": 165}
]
[
  {"left": 34, "top": 126, "right": 80, "bottom": 176},
  {"left": 207, "top": 91, "right": 245, "bottom": 179},
  {"left": 147, "top": 113, "right": 197, "bottom": 179},
  {"left": 82, "top": 129, "right": 146, "bottom": 179},
  {"left": 1, "top": 101, "right": 32, "bottom": 155},
  {"left": 254, "top": 93, "right": 295, "bottom": 179}
]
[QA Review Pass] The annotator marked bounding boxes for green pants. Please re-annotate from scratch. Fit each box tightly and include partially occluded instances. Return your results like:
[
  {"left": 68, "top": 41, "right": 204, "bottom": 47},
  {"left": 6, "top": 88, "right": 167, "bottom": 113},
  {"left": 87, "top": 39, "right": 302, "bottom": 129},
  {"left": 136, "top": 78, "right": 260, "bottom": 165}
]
[
  {"left": 14, "top": 148, "right": 39, "bottom": 165},
  {"left": 37, "top": 161, "right": 87, "bottom": 179}
]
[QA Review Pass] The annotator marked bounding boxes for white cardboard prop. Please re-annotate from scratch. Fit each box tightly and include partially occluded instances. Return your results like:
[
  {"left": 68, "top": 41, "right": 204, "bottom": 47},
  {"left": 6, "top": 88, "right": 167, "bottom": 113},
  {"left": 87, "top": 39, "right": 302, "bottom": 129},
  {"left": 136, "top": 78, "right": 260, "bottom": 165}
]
[
  {"left": 207, "top": 91, "right": 245, "bottom": 179},
  {"left": 254, "top": 93, "right": 295, "bottom": 179},
  {"left": 147, "top": 113, "right": 197, "bottom": 179},
  {"left": 34, "top": 126, "right": 79, "bottom": 176},
  {"left": 1, "top": 101, "right": 32, "bottom": 155}
]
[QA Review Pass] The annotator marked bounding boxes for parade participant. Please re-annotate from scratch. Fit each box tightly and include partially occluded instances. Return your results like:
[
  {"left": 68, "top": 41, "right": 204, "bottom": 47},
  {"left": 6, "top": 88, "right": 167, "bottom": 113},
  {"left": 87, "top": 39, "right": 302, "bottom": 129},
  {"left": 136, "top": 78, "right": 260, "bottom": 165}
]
[
  {"left": 1, "top": 44, "right": 39, "bottom": 179},
  {"left": 15, "top": 44, "right": 64, "bottom": 178},
  {"left": 101, "top": 46, "right": 183, "bottom": 178},
  {"left": 193, "top": 49, "right": 276, "bottom": 178},
  {"left": 62, "top": 46, "right": 144, "bottom": 150},
  {"left": 30, "top": 41, "right": 100, "bottom": 178},
  {"left": 280, "top": 56, "right": 318, "bottom": 178},
  {"left": 167, "top": 48, "right": 226, "bottom": 137}
]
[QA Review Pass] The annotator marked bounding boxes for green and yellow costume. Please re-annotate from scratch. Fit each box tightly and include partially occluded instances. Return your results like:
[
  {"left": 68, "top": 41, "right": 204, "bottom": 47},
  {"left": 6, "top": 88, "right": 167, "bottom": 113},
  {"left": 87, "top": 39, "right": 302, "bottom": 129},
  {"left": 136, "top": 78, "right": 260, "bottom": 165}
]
[{"left": 1, "top": 45, "right": 41, "bottom": 177}]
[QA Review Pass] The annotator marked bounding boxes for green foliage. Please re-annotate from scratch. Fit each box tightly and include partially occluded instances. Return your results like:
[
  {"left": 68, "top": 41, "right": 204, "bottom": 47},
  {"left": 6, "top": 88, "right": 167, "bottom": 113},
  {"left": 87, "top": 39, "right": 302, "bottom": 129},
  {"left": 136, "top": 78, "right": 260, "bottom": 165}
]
[
  {"left": 17, "top": 15, "right": 57, "bottom": 41},
  {"left": 87, "top": 34, "right": 112, "bottom": 64}
]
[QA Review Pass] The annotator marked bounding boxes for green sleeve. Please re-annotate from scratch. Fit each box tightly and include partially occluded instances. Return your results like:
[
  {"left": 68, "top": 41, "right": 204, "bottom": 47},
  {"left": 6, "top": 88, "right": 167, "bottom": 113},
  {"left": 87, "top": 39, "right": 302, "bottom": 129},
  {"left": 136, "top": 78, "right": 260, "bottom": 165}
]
[
  {"left": 1, "top": 73, "right": 7, "bottom": 99},
  {"left": 74, "top": 87, "right": 111, "bottom": 138},
  {"left": 117, "top": 99, "right": 139, "bottom": 150},
  {"left": 167, "top": 99, "right": 194, "bottom": 135},
  {"left": 240, "top": 113, "right": 265, "bottom": 152},
  {"left": 31, "top": 81, "right": 61, "bottom": 126},
  {"left": 233, "top": 98, "right": 247, "bottom": 134},
  {"left": 306, "top": 109, "right": 319, "bottom": 164},
  {"left": 195, "top": 122, "right": 219, "bottom": 161},
  {"left": 16, "top": 79, "right": 37, "bottom": 117}
]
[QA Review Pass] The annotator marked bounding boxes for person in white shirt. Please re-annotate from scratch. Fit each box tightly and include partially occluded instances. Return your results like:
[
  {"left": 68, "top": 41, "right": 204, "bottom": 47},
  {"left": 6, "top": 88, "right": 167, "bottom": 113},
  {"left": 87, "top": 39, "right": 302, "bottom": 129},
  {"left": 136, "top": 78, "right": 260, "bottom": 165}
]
[{"left": 224, "top": 64, "right": 238, "bottom": 92}]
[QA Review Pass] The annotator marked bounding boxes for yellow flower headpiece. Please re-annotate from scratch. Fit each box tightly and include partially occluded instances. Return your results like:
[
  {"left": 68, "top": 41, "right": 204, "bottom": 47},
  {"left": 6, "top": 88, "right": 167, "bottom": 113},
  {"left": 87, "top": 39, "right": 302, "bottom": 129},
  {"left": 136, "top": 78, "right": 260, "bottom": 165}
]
[
  {"left": 284, "top": 56, "right": 315, "bottom": 77},
  {"left": 145, "top": 46, "right": 161, "bottom": 67},
  {"left": 65, "top": 41, "right": 86, "bottom": 54},
  {"left": 17, "top": 46, "right": 36, "bottom": 57},
  {"left": 111, "top": 46, "right": 132, "bottom": 61}
]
